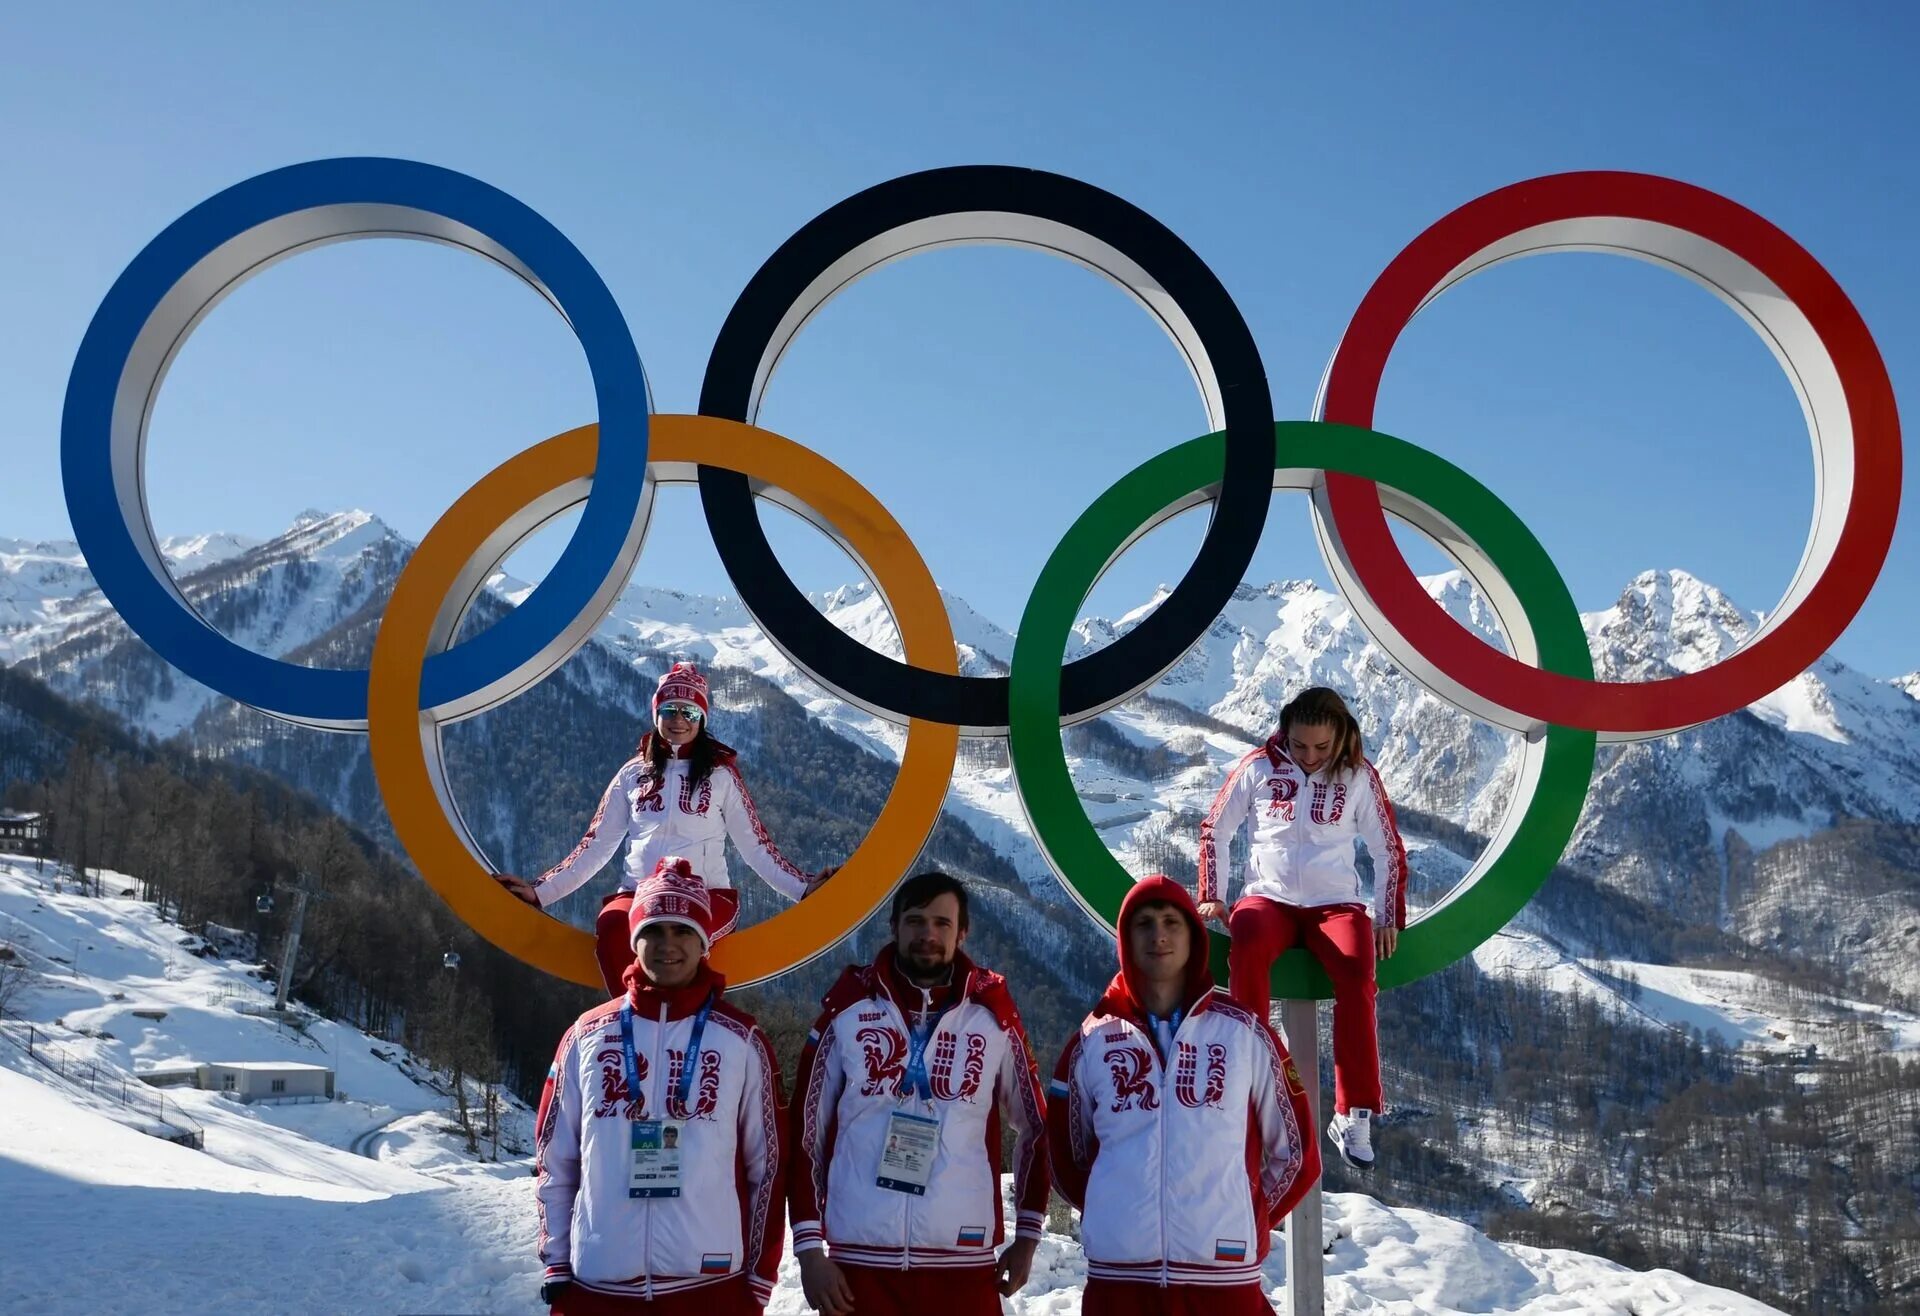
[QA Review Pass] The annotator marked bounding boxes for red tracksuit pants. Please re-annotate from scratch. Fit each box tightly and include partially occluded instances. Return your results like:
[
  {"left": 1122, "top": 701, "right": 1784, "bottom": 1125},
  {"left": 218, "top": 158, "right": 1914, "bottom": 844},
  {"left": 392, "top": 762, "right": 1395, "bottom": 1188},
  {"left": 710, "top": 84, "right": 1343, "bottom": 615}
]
[
  {"left": 1227, "top": 896, "right": 1381, "bottom": 1114},
  {"left": 593, "top": 889, "right": 740, "bottom": 998},
  {"left": 839, "top": 1262, "right": 1002, "bottom": 1314},
  {"left": 550, "top": 1276, "right": 758, "bottom": 1315},
  {"left": 1082, "top": 1277, "right": 1275, "bottom": 1314}
]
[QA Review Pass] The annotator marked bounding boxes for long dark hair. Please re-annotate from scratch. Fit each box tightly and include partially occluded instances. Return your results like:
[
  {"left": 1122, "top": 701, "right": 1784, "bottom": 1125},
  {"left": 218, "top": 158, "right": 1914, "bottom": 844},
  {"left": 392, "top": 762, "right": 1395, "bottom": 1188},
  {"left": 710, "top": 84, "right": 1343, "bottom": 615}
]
[
  {"left": 637, "top": 726, "right": 723, "bottom": 785},
  {"left": 1277, "top": 686, "right": 1365, "bottom": 776}
]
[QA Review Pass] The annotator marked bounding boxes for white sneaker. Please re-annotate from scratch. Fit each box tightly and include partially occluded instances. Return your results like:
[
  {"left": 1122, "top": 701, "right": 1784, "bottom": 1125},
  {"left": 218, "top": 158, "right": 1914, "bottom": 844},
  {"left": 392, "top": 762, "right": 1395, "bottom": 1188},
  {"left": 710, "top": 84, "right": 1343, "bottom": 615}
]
[{"left": 1327, "top": 1108, "right": 1375, "bottom": 1169}]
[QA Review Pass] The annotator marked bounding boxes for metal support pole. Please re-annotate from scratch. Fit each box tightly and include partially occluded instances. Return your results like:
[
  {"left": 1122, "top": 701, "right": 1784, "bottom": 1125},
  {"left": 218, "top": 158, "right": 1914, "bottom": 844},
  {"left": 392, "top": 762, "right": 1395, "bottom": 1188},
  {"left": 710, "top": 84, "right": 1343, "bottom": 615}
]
[
  {"left": 274, "top": 884, "right": 312, "bottom": 1012},
  {"left": 1281, "top": 998, "right": 1324, "bottom": 1316}
]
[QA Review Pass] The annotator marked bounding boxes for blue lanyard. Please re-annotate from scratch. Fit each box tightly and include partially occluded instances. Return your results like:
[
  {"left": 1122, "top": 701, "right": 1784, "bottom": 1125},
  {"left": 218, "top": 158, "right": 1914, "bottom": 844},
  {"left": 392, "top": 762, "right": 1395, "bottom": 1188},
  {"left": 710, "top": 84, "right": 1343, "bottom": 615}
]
[
  {"left": 1146, "top": 1008, "right": 1183, "bottom": 1062},
  {"left": 620, "top": 991, "right": 716, "bottom": 1117},
  {"left": 900, "top": 1002, "right": 954, "bottom": 1104}
]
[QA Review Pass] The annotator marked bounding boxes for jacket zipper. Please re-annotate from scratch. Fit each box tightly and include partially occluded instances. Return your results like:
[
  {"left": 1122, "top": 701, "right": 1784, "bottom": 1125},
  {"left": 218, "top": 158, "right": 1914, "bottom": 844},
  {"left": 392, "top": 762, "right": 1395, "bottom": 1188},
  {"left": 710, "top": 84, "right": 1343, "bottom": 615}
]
[
  {"left": 902, "top": 989, "right": 929, "bottom": 1269},
  {"left": 1156, "top": 1017, "right": 1170, "bottom": 1288},
  {"left": 642, "top": 1002, "right": 669, "bottom": 1299}
]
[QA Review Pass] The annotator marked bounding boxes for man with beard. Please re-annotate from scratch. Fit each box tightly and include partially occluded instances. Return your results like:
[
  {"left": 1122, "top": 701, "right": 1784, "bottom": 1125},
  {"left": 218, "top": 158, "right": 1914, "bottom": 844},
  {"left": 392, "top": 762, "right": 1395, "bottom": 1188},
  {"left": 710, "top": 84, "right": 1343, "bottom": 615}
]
[{"left": 790, "top": 872, "right": 1050, "bottom": 1315}]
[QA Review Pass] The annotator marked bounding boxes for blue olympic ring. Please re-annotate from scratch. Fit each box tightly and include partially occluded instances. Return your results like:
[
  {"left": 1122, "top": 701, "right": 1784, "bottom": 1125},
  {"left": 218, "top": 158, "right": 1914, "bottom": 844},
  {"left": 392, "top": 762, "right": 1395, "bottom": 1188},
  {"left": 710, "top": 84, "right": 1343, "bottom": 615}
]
[{"left": 60, "top": 157, "right": 651, "bottom": 728}]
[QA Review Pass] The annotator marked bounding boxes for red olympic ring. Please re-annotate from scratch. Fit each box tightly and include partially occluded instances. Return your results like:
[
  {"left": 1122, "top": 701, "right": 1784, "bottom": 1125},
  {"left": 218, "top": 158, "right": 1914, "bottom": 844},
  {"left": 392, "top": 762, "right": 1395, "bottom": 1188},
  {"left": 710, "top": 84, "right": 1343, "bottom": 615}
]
[{"left": 1317, "top": 171, "right": 1901, "bottom": 738}]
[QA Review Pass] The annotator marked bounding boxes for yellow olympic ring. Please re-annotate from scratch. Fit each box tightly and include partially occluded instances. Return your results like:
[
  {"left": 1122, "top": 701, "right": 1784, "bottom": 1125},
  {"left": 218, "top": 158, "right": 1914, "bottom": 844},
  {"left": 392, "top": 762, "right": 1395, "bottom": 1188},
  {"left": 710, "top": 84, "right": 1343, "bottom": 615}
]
[{"left": 367, "top": 415, "right": 960, "bottom": 989}]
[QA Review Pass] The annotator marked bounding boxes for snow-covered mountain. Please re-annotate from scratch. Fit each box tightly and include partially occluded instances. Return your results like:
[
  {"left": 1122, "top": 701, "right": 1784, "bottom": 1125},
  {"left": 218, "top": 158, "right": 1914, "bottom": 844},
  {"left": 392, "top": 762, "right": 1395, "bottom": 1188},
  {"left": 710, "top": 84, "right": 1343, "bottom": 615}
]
[
  {"left": 3, "top": 511, "right": 397, "bottom": 736},
  {"left": 7, "top": 520, "right": 1916, "bottom": 1310},
  {"left": 5, "top": 511, "right": 1918, "bottom": 999},
  {"left": 0, "top": 529, "right": 257, "bottom": 664}
]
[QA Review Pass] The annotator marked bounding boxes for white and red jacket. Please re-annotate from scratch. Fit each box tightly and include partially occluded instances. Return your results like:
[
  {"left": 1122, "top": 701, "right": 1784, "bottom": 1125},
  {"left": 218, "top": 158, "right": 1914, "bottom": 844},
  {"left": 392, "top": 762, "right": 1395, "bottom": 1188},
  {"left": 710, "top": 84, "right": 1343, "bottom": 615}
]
[
  {"left": 789, "top": 946, "right": 1050, "bottom": 1271},
  {"left": 1198, "top": 738, "right": 1409, "bottom": 928},
  {"left": 1048, "top": 877, "right": 1320, "bottom": 1289},
  {"left": 535, "top": 964, "right": 785, "bottom": 1306},
  {"left": 533, "top": 736, "right": 811, "bottom": 912}
]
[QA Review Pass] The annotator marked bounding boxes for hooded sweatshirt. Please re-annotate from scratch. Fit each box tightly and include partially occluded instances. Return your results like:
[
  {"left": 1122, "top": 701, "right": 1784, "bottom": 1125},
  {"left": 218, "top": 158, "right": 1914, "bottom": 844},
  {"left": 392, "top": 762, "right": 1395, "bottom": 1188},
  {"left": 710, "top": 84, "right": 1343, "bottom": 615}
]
[
  {"left": 1047, "top": 876, "right": 1320, "bottom": 1288},
  {"left": 535, "top": 962, "right": 785, "bottom": 1305}
]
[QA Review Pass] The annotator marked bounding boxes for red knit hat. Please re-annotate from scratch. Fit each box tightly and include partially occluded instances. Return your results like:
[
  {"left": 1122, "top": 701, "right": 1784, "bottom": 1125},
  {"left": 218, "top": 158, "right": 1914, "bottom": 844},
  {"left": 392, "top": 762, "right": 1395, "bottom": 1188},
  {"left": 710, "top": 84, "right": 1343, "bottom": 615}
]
[
  {"left": 629, "top": 856, "right": 721, "bottom": 954},
  {"left": 653, "top": 662, "right": 711, "bottom": 720}
]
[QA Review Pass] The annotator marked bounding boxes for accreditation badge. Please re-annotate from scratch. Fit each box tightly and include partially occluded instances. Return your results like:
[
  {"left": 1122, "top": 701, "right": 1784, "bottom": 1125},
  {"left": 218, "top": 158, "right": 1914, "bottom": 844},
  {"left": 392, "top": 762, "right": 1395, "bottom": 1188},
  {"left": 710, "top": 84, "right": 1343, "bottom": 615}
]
[
  {"left": 629, "top": 1119, "right": 685, "bottom": 1199},
  {"left": 875, "top": 1109, "right": 940, "bottom": 1195}
]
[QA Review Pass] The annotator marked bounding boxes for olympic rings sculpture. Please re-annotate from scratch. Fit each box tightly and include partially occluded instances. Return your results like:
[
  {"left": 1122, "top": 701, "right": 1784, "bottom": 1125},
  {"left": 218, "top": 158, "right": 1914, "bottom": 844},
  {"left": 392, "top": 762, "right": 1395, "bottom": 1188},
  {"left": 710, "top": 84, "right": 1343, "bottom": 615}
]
[{"left": 61, "top": 159, "right": 1901, "bottom": 992}]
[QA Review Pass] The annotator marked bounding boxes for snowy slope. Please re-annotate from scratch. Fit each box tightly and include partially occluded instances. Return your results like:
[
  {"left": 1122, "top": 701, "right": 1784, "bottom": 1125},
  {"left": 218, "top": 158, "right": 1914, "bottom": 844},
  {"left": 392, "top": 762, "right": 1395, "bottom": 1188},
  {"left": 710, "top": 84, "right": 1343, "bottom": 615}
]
[
  {"left": 0, "top": 855, "right": 1793, "bottom": 1314},
  {"left": 3, "top": 511, "right": 396, "bottom": 735},
  {"left": 1472, "top": 928, "right": 1920, "bottom": 1058},
  {"left": 0, "top": 530, "right": 257, "bottom": 665},
  {"left": 519, "top": 561, "right": 1920, "bottom": 923},
  {"left": 6, "top": 515, "right": 1918, "bottom": 980},
  {"left": 0, "top": 856, "right": 529, "bottom": 1192},
  {"left": 0, "top": 1057, "right": 1782, "bottom": 1315}
]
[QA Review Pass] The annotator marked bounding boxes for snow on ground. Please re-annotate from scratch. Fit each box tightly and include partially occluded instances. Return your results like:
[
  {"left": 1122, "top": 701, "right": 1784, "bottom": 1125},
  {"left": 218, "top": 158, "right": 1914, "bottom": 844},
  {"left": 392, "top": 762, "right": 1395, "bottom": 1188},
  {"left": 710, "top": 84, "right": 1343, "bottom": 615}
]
[
  {"left": 1, "top": 857, "right": 1793, "bottom": 1314},
  {"left": 0, "top": 855, "right": 529, "bottom": 1188},
  {"left": 1474, "top": 927, "right": 1920, "bottom": 1057},
  {"left": 1, "top": 1050, "right": 1784, "bottom": 1315}
]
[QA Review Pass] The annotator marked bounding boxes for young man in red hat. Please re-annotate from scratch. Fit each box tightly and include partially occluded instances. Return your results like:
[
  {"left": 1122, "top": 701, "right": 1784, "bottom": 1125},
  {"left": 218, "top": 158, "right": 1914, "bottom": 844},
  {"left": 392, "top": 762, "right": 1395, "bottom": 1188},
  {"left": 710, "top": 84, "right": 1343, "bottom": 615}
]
[
  {"left": 790, "top": 871, "right": 1050, "bottom": 1315},
  {"left": 534, "top": 856, "right": 785, "bottom": 1314},
  {"left": 1048, "top": 875, "right": 1320, "bottom": 1315}
]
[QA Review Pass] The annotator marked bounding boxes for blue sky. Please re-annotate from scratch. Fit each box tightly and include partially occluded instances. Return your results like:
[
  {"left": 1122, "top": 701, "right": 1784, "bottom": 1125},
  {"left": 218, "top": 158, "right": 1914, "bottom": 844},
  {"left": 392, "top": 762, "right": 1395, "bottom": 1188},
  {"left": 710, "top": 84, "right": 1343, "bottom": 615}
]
[{"left": 2, "top": 3, "right": 1915, "bottom": 678}]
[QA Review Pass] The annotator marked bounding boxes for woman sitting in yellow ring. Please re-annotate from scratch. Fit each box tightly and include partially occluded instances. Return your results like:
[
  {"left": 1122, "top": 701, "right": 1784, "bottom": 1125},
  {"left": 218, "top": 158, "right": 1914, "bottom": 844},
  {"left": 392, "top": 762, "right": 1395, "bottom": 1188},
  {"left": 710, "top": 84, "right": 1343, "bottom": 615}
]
[{"left": 497, "top": 662, "right": 830, "bottom": 995}]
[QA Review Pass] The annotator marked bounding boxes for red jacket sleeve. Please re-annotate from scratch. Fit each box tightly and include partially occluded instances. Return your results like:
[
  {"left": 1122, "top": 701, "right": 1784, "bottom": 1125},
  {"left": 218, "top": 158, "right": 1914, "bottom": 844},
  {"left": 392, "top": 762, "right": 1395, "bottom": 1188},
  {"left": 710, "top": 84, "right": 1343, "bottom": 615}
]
[
  {"left": 1357, "top": 758, "right": 1410, "bottom": 931},
  {"left": 994, "top": 997, "right": 1053, "bottom": 1239},
  {"left": 739, "top": 1024, "right": 786, "bottom": 1306},
  {"left": 1253, "top": 1018, "right": 1322, "bottom": 1226},
  {"left": 1044, "top": 1027, "right": 1096, "bottom": 1211},
  {"left": 785, "top": 1005, "right": 844, "bottom": 1253},
  {"left": 533, "top": 1023, "right": 583, "bottom": 1283},
  {"left": 1198, "top": 749, "right": 1262, "bottom": 905}
]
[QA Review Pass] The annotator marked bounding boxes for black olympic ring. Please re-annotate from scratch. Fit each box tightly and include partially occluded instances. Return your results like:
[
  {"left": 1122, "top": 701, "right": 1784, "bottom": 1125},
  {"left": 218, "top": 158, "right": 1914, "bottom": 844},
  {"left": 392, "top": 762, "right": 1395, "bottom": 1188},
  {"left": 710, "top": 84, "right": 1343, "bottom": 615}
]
[{"left": 697, "top": 165, "right": 1275, "bottom": 734}]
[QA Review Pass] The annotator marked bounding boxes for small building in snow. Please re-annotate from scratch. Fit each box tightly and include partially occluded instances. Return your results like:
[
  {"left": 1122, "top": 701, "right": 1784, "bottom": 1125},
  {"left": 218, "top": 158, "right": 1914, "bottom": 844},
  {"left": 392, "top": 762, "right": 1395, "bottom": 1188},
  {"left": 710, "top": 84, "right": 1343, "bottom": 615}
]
[
  {"left": 198, "top": 1061, "right": 334, "bottom": 1103},
  {"left": 0, "top": 809, "right": 44, "bottom": 853}
]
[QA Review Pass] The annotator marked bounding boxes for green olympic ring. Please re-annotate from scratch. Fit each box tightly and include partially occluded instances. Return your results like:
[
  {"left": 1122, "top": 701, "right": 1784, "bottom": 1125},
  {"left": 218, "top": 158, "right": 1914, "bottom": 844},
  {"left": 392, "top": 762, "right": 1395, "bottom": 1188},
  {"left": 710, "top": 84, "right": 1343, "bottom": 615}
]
[{"left": 1008, "top": 421, "right": 1598, "bottom": 999}]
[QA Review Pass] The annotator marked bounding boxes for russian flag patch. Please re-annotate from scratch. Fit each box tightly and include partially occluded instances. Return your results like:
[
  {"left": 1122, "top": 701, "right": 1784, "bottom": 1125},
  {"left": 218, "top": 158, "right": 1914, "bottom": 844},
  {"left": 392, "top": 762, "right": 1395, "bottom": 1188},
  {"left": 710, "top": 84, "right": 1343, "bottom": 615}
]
[
  {"left": 957, "top": 1226, "right": 988, "bottom": 1247},
  {"left": 701, "top": 1253, "right": 733, "bottom": 1274},
  {"left": 1047, "top": 1078, "right": 1070, "bottom": 1098},
  {"left": 1215, "top": 1239, "right": 1247, "bottom": 1262}
]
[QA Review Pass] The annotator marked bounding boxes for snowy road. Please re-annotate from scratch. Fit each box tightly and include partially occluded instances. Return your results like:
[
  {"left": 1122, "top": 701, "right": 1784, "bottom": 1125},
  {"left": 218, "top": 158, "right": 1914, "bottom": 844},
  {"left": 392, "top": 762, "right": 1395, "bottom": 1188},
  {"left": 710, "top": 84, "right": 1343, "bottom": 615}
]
[{"left": 350, "top": 1112, "right": 407, "bottom": 1159}]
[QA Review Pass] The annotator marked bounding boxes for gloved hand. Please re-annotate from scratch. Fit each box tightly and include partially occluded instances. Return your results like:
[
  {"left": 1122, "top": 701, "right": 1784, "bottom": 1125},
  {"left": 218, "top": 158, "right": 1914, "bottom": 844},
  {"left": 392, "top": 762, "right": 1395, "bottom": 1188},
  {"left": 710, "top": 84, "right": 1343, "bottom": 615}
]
[{"left": 495, "top": 873, "right": 540, "bottom": 906}]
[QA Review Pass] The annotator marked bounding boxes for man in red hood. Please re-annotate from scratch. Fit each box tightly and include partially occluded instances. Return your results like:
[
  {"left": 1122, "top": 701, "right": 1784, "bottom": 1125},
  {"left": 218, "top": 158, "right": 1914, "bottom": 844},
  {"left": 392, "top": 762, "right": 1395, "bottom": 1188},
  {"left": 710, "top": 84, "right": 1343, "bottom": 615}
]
[
  {"left": 1047, "top": 875, "right": 1320, "bottom": 1315},
  {"left": 534, "top": 857, "right": 784, "bottom": 1314},
  {"left": 790, "top": 871, "right": 1050, "bottom": 1315}
]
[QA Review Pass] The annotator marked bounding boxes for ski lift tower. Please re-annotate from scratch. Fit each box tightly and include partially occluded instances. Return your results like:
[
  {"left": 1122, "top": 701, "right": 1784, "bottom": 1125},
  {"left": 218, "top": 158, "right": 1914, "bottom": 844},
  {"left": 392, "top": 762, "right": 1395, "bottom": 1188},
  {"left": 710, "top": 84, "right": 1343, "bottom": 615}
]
[{"left": 271, "top": 871, "right": 328, "bottom": 1013}]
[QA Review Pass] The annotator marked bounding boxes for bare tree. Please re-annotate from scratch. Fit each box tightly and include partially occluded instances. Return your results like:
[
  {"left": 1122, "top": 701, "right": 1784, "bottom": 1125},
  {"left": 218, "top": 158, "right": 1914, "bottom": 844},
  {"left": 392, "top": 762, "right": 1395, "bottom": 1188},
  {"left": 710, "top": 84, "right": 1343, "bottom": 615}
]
[{"left": 0, "top": 942, "right": 34, "bottom": 1019}]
